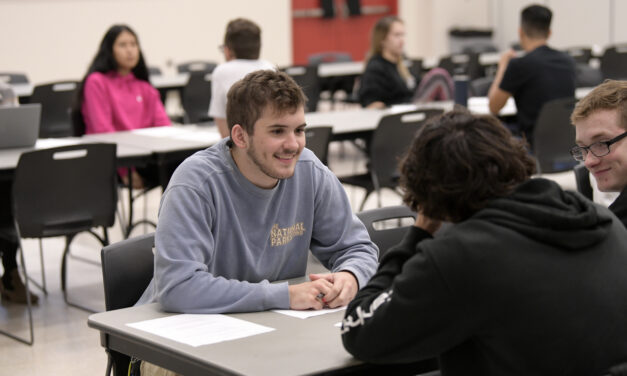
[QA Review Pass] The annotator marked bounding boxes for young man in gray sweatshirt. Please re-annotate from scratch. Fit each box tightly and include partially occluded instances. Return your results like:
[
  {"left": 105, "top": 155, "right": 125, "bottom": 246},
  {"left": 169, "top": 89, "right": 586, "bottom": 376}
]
[{"left": 137, "top": 69, "right": 378, "bottom": 313}]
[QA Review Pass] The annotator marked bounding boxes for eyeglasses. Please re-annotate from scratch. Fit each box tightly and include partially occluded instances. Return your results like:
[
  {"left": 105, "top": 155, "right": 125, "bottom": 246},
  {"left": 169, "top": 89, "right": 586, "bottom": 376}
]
[
  {"left": 218, "top": 45, "right": 225, "bottom": 53},
  {"left": 570, "top": 131, "right": 627, "bottom": 161}
]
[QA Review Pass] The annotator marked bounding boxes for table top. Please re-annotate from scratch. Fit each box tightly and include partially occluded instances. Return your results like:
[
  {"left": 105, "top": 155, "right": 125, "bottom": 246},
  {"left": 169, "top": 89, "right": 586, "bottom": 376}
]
[
  {"left": 304, "top": 99, "right": 510, "bottom": 136},
  {"left": 89, "top": 302, "right": 361, "bottom": 376},
  {"left": 0, "top": 124, "right": 221, "bottom": 171}
]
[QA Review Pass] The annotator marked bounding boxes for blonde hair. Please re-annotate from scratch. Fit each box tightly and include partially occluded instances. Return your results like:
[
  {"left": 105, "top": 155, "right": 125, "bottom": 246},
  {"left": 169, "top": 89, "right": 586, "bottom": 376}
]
[
  {"left": 571, "top": 80, "right": 627, "bottom": 129},
  {"left": 367, "top": 16, "right": 411, "bottom": 81}
]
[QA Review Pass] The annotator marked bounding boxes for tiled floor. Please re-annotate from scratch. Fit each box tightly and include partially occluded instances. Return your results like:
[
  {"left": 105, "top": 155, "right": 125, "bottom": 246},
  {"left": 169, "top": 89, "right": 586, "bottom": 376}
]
[{"left": 0, "top": 131, "right": 582, "bottom": 375}]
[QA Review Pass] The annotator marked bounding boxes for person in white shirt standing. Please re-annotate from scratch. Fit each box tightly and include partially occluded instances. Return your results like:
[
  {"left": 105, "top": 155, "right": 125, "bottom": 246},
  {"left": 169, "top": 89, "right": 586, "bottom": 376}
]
[{"left": 209, "top": 18, "right": 275, "bottom": 138}]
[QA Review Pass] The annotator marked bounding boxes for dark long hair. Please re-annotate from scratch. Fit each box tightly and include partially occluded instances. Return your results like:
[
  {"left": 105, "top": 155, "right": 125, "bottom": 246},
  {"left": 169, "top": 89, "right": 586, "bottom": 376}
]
[{"left": 73, "top": 24, "right": 150, "bottom": 135}]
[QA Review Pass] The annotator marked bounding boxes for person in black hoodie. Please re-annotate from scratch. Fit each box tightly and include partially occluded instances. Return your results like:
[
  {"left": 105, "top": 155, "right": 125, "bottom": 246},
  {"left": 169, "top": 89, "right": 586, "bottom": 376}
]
[
  {"left": 342, "top": 110, "right": 627, "bottom": 376},
  {"left": 571, "top": 79, "right": 627, "bottom": 228}
]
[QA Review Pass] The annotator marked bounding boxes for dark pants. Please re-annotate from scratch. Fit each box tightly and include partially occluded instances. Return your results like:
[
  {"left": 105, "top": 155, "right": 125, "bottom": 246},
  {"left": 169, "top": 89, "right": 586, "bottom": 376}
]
[{"left": 0, "top": 180, "right": 18, "bottom": 276}]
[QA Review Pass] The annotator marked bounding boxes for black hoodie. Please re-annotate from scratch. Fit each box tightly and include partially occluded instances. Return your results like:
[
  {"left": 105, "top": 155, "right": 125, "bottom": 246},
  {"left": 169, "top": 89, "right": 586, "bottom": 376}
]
[
  {"left": 609, "top": 188, "right": 627, "bottom": 228},
  {"left": 342, "top": 178, "right": 627, "bottom": 376}
]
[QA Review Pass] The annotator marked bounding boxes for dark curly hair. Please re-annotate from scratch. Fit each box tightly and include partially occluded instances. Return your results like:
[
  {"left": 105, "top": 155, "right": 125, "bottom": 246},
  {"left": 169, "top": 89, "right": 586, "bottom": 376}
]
[{"left": 399, "top": 110, "right": 536, "bottom": 222}]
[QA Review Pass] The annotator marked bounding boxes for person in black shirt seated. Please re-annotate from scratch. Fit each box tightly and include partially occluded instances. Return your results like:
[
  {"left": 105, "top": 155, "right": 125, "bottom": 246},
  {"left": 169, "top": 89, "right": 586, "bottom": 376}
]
[
  {"left": 358, "top": 16, "right": 414, "bottom": 109},
  {"left": 571, "top": 79, "right": 627, "bottom": 227},
  {"left": 342, "top": 109, "right": 627, "bottom": 376},
  {"left": 488, "top": 4, "right": 575, "bottom": 144}
]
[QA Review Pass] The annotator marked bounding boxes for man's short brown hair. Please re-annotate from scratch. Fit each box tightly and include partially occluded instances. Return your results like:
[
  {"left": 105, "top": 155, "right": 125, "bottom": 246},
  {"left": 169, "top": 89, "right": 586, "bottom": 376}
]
[
  {"left": 571, "top": 80, "right": 627, "bottom": 129},
  {"left": 224, "top": 18, "right": 261, "bottom": 60},
  {"left": 400, "top": 110, "right": 536, "bottom": 222},
  {"left": 226, "top": 70, "right": 306, "bottom": 138}
]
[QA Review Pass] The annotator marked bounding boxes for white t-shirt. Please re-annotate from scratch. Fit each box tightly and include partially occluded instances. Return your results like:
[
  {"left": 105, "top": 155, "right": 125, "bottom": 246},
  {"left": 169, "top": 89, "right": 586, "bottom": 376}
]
[{"left": 208, "top": 59, "right": 276, "bottom": 119}]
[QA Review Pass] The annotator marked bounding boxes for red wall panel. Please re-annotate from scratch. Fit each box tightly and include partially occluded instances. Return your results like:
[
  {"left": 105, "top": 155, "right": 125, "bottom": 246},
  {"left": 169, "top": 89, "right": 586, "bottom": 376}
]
[{"left": 292, "top": 0, "right": 398, "bottom": 65}]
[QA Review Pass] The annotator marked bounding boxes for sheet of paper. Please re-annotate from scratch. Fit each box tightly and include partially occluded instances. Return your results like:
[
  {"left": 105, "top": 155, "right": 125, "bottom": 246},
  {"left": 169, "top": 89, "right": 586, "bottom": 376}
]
[
  {"left": 172, "top": 130, "right": 221, "bottom": 144},
  {"left": 131, "top": 126, "right": 184, "bottom": 137},
  {"left": 35, "top": 138, "right": 80, "bottom": 149},
  {"left": 272, "top": 306, "right": 346, "bottom": 319},
  {"left": 127, "top": 314, "right": 275, "bottom": 347}
]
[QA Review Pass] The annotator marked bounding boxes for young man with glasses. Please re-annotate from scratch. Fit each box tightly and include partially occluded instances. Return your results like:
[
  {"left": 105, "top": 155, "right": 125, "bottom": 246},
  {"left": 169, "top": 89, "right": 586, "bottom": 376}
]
[{"left": 571, "top": 79, "right": 627, "bottom": 227}]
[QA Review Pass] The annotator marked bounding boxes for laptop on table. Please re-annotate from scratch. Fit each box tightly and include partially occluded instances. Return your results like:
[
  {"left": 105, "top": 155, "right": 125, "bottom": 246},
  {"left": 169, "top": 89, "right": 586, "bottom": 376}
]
[{"left": 0, "top": 104, "right": 41, "bottom": 149}]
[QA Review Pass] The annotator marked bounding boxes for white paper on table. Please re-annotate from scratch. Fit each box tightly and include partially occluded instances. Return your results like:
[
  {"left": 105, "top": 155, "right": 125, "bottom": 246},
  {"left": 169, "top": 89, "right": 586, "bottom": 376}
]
[
  {"left": 126, "top": 314, "right": 275, "bottom": 347},
  {"left": 272, "top": 306, "right": 346, "bottom": 319},
  {"left": 35, "top": 138, "right": 80, "bottom": 149},
  {"left": 172, "top": 130, "right": 221, "bottom": 144},
  {"left": 131, "top": 126, "right": 184, "bottom": 137}
]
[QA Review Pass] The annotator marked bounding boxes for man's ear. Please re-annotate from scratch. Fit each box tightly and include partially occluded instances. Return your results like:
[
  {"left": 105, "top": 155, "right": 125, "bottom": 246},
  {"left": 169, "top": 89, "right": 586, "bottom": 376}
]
[{"left": 230, "top": 124, "right": 249, "bottom": 148}]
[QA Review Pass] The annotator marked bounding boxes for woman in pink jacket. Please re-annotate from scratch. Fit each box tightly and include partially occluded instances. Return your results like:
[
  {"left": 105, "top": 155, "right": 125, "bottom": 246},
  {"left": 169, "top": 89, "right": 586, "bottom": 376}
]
[{"left": 77, "top": 24, "right": 170, "bottom": 188}]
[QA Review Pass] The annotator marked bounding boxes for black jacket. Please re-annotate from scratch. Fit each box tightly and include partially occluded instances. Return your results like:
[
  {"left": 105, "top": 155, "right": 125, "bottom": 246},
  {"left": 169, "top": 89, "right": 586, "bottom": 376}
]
[
  {"left": 342, "top": 178, "right": 627, "bottom": 376},
  {"left": 609, "top": 188, "right": 627, "bottom": 228},
  {"left": 358, "top": 54, "right": 413, "bottom": 108}
]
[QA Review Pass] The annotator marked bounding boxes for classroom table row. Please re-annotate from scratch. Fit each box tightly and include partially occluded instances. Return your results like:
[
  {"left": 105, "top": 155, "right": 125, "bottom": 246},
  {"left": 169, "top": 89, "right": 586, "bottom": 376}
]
[{"left": 0, "top": 99, "right": 518, "bottom": 176}]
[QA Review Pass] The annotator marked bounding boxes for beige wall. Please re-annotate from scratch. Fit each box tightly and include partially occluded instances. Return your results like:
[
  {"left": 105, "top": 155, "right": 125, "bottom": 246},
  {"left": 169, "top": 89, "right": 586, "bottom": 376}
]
[
  {"left": 1, "top": 0, "right": 626, "bottom": 85},
  {"left": 0, "top": 0, "right": 291, "bottom": 84}
]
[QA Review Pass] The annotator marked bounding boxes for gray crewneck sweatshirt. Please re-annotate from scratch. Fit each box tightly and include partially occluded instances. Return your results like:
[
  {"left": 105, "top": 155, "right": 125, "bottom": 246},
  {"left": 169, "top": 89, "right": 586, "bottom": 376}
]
[{"left": 137, "top": 138, "right": 378, "bottom": 313}]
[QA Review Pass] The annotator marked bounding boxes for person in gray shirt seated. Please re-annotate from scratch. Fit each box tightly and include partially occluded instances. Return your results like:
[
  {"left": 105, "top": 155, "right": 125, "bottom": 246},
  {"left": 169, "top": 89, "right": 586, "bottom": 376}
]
[{"left": 137, "top": 69, "right": 378, "bottom": 314}]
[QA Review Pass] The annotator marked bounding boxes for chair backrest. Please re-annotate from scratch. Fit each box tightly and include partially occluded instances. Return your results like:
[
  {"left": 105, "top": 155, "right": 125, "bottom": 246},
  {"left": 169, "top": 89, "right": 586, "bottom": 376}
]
[
  {"left": 305, "top": 126, "right": 332, "bottom": 165},
  {"left": 408, "top": 58, "right": 423, "bottom": 81},
  {"left": 177, "top": 61, "right": 217, "bottom": 74},
  {"left": 575, "top": 63, "right": 603, "bottom": 88},
  {"left": 148, "top": 66, "right": 162, "bottom": 76},
  {"left": 13, "top": 143, "right": 118, "bottom": 238},
  {"left": 532, "top": 97, "right": 578, "bottom": 174},
  {"left": 181, "top": 71, "right": 212, "bottom": 123},
  {"left": 469, "top": 76, "right": 493, "bottom": 96},
  {"left": 0, "top": 72, "right": 29, "bottom": 84},
  {"left": 101, "top": 233, "right": 155, "bottom": 311},
  {"left": 307, "top": 52, "right": 352, "bottom": 65},
  {"left": 29, "top": 80, "right": 79, "bottom": 138},
  {"left": 600, "top": 44, "right": 627, "bottom": 80},
  {"left": 283, "top": 65, "right": 320, "bottom": 112},
  {"left": 574, "top": 164, "right": 593, "bottom": 201},
  {"left": 565, "top": 46, "right": 593, "bottom": 64},
  {"left": 357, "top": 205, "right": 417, "bottom": 259},
  {"left": 370, "top": 109, "right": 443, "bottom": 190}
]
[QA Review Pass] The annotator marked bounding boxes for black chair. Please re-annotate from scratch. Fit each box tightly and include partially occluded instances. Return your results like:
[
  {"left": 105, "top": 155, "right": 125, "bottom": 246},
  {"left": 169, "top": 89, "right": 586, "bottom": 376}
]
[
  {"left": 29, "top": 80, "right": 79, "bottom": 138},
  {"left": 0, "top": 72, "right": 29, "bottom": 84},
  {"left": 469, "top": 76, "right": 493, "bottom": 97},
  {"left": 575, "top": 63, "right": 603, "bottom": 88},
  {"left": 574, "top": 164, "right": 593, "bottom": 201},
  {"left": 177, "top": 61, "right": 217, "bottom": 74},
  {"left": 0, "top": 143, "right": 118, "bottom": 345},
  {"left": 408, "top": 59, "right": 423, "bottom": 81},
  {"left": 600, "top": 44, "right": 627, "bottom": 80},
  {"left": 308, "top": 52, "right": 355, "bottom": 103},
  {"left": 532, "top": 97, "right": 579, "bottom": 174},
  {"left": 565, "top": 46, "right": 593, "bottom": 64},
  {"left": 148, "top": 66, "right": 162, "bottom": 76},
  {"left": 283, "top": 65, "right": 320, "bottom": 112},
  {"left": 181, "top": 71, "right": 212, "bottom": 123},
  {"left": 305, "top": 126, "right": 332, "bottom": 165},
  {"left": 339, "top": 109, "right": 443, "bottom": 210},
  {"left": 101, "top": 233, "right": 155, "bottom": 376},
  {"left": 357, "top": 205, "right": 416, "bottom": 260}
]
